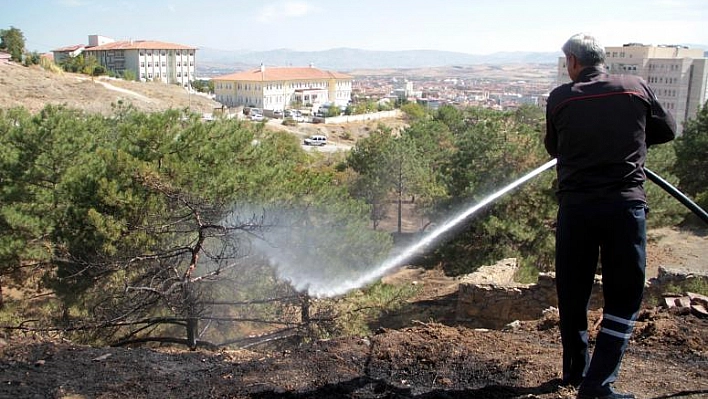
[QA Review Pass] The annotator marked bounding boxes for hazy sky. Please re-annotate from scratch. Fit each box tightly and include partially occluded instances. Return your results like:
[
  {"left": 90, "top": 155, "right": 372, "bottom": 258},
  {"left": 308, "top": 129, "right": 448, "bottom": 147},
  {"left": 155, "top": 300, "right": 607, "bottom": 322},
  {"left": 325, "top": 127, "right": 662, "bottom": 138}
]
[{"left": 4, "top": 0, "right": 707, "bottom": 54}]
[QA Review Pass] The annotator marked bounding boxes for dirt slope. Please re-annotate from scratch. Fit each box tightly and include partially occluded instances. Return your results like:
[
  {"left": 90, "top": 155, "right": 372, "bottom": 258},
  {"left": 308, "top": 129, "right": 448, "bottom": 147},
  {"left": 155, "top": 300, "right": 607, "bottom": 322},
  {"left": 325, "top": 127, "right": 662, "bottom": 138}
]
[
  {"left": 0, "top": 308, "right": 705, "bottom": 399},
  {"left": 1, "top": 226, "right": 706, "bottom": 399},
  {"left": 0, "top": 62, "right": 220, "bottom": 115}
]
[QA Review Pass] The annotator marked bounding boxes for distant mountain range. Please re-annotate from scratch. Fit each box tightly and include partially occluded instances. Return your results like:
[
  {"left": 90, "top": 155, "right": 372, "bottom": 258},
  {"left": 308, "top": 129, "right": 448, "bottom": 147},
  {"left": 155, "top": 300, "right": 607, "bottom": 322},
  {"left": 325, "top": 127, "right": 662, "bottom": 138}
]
[
  {"left": 197, "top": 47, "right": 563, "bottom": 72},
  {"left": 197, "top": 45, "right": 708, "bottom": 74}
]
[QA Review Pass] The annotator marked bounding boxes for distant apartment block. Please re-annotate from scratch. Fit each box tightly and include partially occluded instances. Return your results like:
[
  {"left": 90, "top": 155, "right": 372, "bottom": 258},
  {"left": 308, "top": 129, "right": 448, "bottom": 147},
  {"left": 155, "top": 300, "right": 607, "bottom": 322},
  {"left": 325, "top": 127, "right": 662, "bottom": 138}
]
[
  {"left": 52, "top": 35, "right": 196, "bottom": 86},
  {"left": 212, "top": 65, "right": 352, "bottom": 111},
  {"left": 556, "top": 43, "right": 708, "bottom": 132}
]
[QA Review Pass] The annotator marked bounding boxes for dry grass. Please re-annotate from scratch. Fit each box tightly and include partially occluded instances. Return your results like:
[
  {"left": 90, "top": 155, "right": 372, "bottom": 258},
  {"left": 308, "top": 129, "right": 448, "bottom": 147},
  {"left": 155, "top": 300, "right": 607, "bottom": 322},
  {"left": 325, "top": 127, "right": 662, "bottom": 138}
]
[{"left": 0, "top": 62, "right": 220, "bottom": 116}]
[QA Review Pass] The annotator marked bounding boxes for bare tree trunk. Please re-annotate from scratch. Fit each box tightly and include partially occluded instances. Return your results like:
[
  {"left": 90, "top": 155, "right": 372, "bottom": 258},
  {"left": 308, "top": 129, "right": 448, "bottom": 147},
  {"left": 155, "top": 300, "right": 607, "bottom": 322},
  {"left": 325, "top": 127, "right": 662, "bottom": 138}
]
[
  {"left": 300, "top": 294, "right": 310, "bottom": 325},
  {"left": 186, "top": 316, "right": 198, "bottom": 350},
  {"left": 397, "top": 192, "right": 403, "bottom": 234},
  {"left": 397, "top": 178, "right": 403, "bottom": 234}
]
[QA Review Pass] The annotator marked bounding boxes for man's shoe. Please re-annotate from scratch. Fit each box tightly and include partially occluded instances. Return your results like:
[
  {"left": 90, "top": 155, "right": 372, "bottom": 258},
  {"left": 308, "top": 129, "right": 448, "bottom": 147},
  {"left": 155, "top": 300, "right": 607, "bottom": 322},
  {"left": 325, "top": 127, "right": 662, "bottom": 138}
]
[{"left": 576, "top": 389, "right": 635, "bottom": 399}]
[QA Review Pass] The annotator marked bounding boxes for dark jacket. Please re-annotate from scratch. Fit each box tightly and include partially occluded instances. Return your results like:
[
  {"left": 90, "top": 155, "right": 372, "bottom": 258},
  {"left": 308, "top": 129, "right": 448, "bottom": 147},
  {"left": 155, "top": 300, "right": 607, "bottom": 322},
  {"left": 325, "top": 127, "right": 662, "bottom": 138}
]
[{"left": 545, "top": 66, "right": 676, "bottom": 205}]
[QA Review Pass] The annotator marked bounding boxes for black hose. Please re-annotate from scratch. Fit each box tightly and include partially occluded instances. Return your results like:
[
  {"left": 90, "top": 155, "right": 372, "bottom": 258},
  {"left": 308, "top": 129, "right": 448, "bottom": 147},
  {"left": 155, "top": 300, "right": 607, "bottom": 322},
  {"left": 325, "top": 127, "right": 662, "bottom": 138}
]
[{"left": 645, "top": 168, "right": 708, "bottom": 225}]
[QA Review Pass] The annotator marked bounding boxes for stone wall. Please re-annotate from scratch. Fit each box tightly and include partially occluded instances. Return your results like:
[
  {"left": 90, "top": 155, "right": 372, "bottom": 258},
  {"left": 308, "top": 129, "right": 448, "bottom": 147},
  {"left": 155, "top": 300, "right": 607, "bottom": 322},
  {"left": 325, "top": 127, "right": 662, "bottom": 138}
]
[
  {"left": 455, "top": 259, "right": 706, "bottom": 329},
  {"left": 312, "top": 110, "right": 401, "bottom": 124}
]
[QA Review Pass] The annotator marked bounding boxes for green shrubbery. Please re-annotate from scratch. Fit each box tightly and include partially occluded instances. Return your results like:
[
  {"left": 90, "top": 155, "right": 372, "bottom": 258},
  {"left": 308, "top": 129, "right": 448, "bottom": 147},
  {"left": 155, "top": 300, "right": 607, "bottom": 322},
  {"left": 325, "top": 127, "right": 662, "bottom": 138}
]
[
  {"left": 0, "top": 104, "right": 391, "bottom": 347},
  {"left": 1, "top": 99, "right": 704, "bottom": 347}
]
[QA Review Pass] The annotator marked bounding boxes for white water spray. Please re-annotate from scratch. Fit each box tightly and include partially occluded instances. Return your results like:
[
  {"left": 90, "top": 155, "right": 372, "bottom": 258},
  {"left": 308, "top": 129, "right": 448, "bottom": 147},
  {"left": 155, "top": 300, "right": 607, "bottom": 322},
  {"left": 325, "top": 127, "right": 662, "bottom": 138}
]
[
  {"left": 247, "top": 159, "right": 557, "bottom": 298},
  {"left": 304, "top": 158, "right": 559, "bottom": 297}
]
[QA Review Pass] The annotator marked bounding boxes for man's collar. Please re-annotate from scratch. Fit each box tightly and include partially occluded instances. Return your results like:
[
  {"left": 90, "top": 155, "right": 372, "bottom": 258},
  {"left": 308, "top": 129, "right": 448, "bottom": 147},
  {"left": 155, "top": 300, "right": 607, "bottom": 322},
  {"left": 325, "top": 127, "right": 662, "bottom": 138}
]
[{"left": 576, "top": 66, "right": 606, "bottom": 81}]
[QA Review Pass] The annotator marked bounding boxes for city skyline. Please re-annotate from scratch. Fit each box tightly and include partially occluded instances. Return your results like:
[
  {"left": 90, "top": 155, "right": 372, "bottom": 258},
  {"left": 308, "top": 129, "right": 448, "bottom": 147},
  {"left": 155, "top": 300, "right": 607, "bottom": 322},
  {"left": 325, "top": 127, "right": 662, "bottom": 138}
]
[{"left": 3, "top": 0, "right": 707, "bottom": 56}]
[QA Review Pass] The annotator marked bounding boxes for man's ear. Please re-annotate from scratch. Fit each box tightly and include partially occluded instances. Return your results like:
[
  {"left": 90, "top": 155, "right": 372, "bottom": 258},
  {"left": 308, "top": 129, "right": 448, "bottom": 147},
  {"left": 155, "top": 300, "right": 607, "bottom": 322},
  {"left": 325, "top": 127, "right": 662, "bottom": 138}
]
[
  {"left": 566, "top": 54, "right": 580, "bottom": 81},
  {"left": 567, "top": 54, "right": 577, "bottom": 68}
]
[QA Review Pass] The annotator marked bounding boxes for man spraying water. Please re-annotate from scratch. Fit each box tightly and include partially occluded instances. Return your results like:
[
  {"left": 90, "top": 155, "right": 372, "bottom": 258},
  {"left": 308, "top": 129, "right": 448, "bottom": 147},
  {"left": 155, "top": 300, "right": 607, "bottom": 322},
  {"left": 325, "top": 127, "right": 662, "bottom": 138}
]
[{"left": 545, "top": 33, "right": 676, "bottom": 399}]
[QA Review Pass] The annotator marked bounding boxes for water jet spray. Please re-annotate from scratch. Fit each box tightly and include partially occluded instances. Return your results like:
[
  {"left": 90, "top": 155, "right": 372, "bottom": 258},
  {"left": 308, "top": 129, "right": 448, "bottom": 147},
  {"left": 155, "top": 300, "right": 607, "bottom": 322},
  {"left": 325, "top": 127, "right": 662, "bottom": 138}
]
[
  {"left": 334, "top": 159, "right": 560, "bottom": 296},
  {"left": 255, "top": 159, "right": 707, "bottom": 298}
]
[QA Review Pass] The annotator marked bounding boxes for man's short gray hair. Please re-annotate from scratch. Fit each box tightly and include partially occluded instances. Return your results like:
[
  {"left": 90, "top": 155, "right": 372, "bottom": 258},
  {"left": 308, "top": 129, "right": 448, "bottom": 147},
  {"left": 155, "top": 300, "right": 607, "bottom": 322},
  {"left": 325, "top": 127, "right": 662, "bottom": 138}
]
[{"left": 562, "top": 33, "right": 605, "bottom": 67}]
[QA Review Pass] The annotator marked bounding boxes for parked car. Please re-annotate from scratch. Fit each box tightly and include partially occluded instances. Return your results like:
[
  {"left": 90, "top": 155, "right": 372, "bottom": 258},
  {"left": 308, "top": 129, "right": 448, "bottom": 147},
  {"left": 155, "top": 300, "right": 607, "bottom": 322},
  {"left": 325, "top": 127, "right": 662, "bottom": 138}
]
[
  {"left": 285, "top": 109, "right": 305, "bottom": 122},
  {"left": 273, "top": 110, "right": 283, "bottom": 118},
  {"left": 303, "top": 135, "right": 327, "bottom": 146},
  {"left": 250, "top": 113, "right": 264, "bottom": 121}
]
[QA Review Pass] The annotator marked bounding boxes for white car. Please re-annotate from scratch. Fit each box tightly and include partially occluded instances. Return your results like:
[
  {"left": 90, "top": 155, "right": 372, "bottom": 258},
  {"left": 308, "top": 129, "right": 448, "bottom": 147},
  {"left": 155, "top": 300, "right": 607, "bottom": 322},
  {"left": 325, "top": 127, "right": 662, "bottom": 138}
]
[
  {"left": 304, "top": 135, "right": 327, "bottom": 146},
  {"left": 285, "top": 110, "right": 306, "bottom": 122},
  {"left": 250, "top": 113, "right": 264, "bottom": 121}
]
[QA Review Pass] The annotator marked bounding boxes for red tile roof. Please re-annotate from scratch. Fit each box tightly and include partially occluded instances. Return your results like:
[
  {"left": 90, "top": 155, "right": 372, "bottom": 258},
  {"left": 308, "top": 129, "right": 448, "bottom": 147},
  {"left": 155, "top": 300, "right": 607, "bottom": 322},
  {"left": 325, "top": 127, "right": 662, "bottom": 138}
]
[
  {"left": 84, "top": 40, "right": 196, "bottom": 51},
  {"left": 51, "top": 44, "right": 86, "bottom": 52},
  {"left": 213, "top": 67, "right": 352, "bottom": 82}
]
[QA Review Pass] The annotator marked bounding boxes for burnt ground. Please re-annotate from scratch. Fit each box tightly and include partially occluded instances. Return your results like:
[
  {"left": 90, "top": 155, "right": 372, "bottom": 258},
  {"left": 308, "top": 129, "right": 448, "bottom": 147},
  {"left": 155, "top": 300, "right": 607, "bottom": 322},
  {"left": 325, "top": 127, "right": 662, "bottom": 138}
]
[
  {"left": 0, "top": 309, "right": 706, "bottom": 399},
  {"left": 1, "top": 227, "right": 706, "bottom": 399}
]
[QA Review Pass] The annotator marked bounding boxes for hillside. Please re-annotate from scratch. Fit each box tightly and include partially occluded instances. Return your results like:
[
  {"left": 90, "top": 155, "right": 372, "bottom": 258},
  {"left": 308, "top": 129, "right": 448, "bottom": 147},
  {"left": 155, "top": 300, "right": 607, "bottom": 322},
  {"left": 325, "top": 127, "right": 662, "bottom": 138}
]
[
  {"left": 1, "top": 225, "right": 706, "bottom": 399},
  {"left": 0, "top": 62, "right": 220, "bottom": 115},
  {"left": 1, "top": 282, "right": 706, "bottom": 398},
  {"left": 1, "top": 60, "right": 707, "bottom": 399}
]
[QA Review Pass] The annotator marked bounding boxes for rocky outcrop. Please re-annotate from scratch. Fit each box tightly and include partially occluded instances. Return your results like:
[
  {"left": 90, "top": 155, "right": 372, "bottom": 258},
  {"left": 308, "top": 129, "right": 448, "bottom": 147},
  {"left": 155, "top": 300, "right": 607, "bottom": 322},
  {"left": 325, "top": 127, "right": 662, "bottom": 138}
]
[
  {"left": 456, "top": 260, "right": 707, "bottom": 329},
  {"left": 650, "top": 266, "right": 708, "bottom": 318}
]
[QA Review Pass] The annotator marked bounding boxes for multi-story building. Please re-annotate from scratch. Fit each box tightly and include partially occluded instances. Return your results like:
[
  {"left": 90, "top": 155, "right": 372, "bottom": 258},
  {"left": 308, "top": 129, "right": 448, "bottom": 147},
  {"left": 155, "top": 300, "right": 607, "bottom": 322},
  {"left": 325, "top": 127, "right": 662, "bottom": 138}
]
[
  {"left": 54, "top": 35, "right": 196, "bottom": 86},
  {"left": 556, "top": 43, "right": 708, "bottom": 132},
  {"left": 213, "top": 65, "right": 352, "bottom": 111}
]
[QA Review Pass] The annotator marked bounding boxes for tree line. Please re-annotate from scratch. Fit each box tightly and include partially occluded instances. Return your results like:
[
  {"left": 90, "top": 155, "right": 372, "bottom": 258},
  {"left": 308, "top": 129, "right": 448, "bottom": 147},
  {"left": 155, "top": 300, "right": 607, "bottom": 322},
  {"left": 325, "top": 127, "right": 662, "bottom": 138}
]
[
  {"left": 0, "top": 100, "right": 705, "bottom": 349},
  {"left": 1, "top": 26, "right": 42, "bottom": 66}
]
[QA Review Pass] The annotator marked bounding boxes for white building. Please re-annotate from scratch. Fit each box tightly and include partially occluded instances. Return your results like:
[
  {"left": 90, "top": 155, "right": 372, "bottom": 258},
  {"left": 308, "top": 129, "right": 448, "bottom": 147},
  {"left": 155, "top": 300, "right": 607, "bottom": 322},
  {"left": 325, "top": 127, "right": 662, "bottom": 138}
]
[
  {"left": 213, "top": 65, "right": 352, "bottom": 111},
  {"left": 556, "top": 43, "right": 708, "bottom": 132},
  {"left": 53, "top": 35, "right": 197, "bottom": 86}
]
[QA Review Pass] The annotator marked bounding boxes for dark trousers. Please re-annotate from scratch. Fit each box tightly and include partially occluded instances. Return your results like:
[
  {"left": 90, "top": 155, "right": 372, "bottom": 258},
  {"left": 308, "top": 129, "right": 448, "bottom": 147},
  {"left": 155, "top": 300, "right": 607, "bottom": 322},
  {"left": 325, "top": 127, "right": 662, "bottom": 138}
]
[{"left": 555, "top": 201, "right": 646, "bottom": 393}]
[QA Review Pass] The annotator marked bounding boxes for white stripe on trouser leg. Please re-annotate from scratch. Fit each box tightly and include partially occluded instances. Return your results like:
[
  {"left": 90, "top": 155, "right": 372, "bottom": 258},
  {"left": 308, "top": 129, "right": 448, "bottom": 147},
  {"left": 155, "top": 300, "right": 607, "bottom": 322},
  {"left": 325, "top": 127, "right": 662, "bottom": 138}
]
[
  {"left": 599, "top": 327, "right": 633, "bottom": 340},
  {"left": 599, "top": 313, "right": 636, "bottom": 340},
  {"left": 603, "top": 313, "right": 636, "bottom": 327}
]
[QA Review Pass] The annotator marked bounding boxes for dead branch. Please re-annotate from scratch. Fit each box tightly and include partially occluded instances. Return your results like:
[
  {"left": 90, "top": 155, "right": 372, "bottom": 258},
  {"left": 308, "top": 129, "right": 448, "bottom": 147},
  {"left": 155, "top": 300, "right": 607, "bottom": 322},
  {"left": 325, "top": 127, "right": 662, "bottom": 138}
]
[
  {"left": 204, "top": 296, "right": 299, "bottom": 306},
  {"left": 111, "top": 336, "right": 219, "bottom": 350},
  {"left": 216, "top": 327, "right": 299, "bottom": 349}
]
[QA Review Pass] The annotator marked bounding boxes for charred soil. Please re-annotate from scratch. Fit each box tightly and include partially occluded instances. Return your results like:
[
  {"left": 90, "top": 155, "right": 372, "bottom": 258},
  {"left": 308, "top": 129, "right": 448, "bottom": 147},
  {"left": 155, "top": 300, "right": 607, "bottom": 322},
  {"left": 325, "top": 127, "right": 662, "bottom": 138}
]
[
  {"left": 0, "top": 308, "right": 706, "bottom": 399},
  {"left": 1, "top": 227, "right": 706, "bottom": 399}
]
